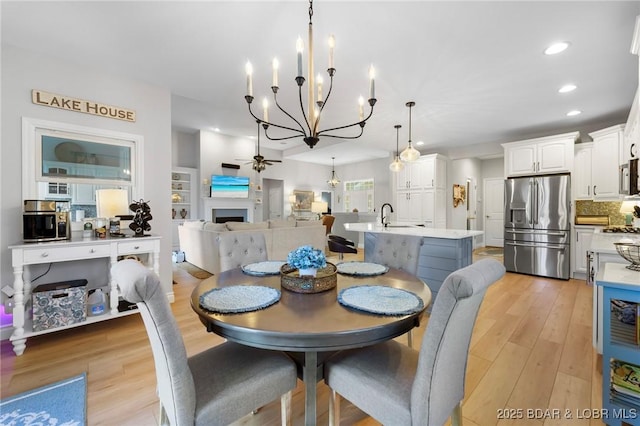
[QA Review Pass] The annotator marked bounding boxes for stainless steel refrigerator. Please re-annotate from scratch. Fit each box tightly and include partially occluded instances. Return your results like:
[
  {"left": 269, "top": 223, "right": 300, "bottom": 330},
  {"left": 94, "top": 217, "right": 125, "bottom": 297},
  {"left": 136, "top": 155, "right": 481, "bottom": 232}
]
[{"left": 504, "top": 174, "right": 571, "bottom": 280}]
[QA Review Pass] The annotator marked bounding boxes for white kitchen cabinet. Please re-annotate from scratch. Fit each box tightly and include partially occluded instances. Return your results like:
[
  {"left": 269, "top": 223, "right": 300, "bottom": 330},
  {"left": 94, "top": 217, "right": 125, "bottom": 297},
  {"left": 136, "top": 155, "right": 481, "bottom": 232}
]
[
  {"left": 572, "top": 225, "right": 596, "bottom": 276},
  {"left": 623, "top": 88, "right": 639, "bottom": 164},
  {"left": 573, "top": 143, "right": 593, "bottom": 200},
  {"left": 396, "top": 190, "right": 423, "bottom": 222},
  {"left": 396, "top": 159, "right": 426, "bottom": 190},
  {"left": 422, "top": 154, "right": 447, "bottom": 189},
  {"left": 394, "top": 154, "right": 447, "bottom": 226},
  {"left": 589, "top": 124, "right": 624, "bottom": 201},
  {"left": 502, "top": 132, "right": 578, "bottom": 177},
  {"left": 423, "top": 189, "right": 446, "bottom": 228}
]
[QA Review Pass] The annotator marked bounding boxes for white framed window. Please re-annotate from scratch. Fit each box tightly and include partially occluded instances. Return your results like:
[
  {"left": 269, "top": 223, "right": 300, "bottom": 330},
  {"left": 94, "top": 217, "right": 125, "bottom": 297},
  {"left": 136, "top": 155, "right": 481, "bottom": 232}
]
[{"left": 343, "top": 178, "right": 374, "bottom": 212}]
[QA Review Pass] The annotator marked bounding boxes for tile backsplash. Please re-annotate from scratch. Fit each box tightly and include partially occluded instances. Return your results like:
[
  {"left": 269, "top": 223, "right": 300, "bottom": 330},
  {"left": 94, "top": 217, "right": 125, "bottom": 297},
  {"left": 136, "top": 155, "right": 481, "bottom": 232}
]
[{"left": 575, "top": 200, "right": 624, "bottom": 226}]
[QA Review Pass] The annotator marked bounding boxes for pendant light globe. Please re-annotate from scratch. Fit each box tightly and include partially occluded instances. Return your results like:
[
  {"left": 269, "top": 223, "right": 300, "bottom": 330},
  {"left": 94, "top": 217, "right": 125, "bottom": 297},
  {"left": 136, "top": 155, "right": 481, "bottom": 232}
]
[
  {"left": 400, "top": 101, "right": 421, "bottom": 162},
  {"left": 389, "top": 124, "right": 405, "bottom": 172}
]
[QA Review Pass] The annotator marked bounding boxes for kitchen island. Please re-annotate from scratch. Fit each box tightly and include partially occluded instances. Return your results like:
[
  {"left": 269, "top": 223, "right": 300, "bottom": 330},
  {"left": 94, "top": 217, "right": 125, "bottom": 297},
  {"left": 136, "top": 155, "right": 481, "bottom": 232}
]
[
  {"left": 589, "top": 232, "right": 639, "bottom": 354},
  {"left": 344, "top": 222, "right": 483, "bottom": 307}
]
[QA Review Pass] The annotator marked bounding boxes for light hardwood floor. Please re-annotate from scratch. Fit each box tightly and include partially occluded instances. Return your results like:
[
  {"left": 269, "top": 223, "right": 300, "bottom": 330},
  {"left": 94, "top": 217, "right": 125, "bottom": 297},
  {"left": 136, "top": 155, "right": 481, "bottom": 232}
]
[{"left": 0, "top": 250, "right": 605, "bottom": 426}]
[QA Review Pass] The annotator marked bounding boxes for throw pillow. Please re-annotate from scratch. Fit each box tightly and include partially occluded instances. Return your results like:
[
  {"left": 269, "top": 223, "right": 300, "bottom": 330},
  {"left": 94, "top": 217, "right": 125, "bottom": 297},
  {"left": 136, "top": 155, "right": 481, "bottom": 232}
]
[
  {"left": 203, "top": 222, "right": 228, "bottom": 232},
  {"left": 269, "top": 219, "right": 296, "bottom": 229},
  {"left": 226, "top": 222, "right": 269, "bottom": 231},
  {"left": 182, "top": 220, "right": 206, "bottom": 229}
]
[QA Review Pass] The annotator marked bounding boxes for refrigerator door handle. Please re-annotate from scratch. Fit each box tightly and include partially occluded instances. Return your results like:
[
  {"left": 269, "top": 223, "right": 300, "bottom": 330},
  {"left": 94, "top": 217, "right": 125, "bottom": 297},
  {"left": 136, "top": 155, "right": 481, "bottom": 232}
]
[
  {"left": 529, "top": 180, "right": 534, "bottom": 225},
  {"left": 534, "top": 180, "right": 539, "bottom": 225},
  {"left": 505, "top": 241, "right": 566, "bottom": 250},
  {"left": 506, "top": 230, "right": 567, "bottom": 236}
]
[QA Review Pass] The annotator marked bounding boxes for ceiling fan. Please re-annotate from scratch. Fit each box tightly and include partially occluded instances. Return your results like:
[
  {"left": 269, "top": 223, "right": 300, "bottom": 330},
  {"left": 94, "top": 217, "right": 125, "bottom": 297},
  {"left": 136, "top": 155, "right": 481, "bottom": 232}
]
[{"left": 238, "top": 120, "right": 282, "bottom": 173}]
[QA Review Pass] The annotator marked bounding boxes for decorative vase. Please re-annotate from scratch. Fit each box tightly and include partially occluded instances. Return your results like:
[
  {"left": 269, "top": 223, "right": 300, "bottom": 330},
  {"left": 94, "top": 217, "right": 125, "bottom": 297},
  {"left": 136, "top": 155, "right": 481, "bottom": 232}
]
[
  {"left": 172, "top": 208, "right": 176, "bottom": 219},
  {"left": 180, "top": 208, "right": 187, "bottom": 219},
  {"left": 298, "top": 268, "right": 317, "bottom": 277}
]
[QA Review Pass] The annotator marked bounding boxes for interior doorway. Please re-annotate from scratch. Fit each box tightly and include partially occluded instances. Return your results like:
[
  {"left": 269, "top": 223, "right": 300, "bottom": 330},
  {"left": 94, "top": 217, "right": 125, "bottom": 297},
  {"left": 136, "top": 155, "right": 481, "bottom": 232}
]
[
  {"left": 262, "top": 178, "right": 283, "bottom": 221},
  {"left": 483, "top": 177, "right": 504, "bottom": 247}
]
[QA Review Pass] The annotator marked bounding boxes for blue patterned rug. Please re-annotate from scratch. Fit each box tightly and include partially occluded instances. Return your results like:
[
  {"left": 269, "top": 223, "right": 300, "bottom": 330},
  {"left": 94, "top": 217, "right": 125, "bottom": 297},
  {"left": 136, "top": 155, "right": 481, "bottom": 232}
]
[{"left": 0, "top": 373, "right": 86, "bottom": 426}]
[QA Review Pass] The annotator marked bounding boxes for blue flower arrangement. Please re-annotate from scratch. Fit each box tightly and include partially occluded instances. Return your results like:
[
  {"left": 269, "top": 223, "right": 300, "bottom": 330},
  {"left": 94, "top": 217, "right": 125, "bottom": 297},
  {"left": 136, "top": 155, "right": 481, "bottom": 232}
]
[{"left": 287, "top": 245, "right": 327, "bottom": 270}]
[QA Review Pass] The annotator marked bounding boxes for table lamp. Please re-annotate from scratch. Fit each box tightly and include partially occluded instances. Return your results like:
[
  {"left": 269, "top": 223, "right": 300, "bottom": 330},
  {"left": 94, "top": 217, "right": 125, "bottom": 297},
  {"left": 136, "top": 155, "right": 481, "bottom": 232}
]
[
  {"left": 311, "top": 201, "right": 328, "bottom": 219},
  {"left": 96, "top": 189, "right": 130, "bottom": 219}
]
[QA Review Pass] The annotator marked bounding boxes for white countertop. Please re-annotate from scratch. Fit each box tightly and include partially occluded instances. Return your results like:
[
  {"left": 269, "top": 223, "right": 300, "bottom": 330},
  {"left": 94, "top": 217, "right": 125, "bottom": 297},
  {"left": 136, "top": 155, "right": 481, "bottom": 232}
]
[
  {"left": 589, "top": 232, "right": 640, "bottom": 255},
  {"left": 344, "top": 222, "right": 483, "bottom": 240},
  {"left": 596, "top": 262, "right": 640, "bottom": 291}
]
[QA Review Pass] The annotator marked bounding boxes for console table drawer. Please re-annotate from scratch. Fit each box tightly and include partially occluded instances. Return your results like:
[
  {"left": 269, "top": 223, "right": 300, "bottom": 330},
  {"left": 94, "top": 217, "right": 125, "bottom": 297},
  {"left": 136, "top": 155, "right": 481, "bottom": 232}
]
[
  {"left": 23, "top": 244, "right": 111, "bottom": 264},
  {"left": 118, "top": 240, "right": 156, "bottom": 255}
]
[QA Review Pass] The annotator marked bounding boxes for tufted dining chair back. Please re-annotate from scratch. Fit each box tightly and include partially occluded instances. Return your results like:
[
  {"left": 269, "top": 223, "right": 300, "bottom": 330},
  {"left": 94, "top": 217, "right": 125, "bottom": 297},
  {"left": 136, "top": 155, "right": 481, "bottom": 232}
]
[
  {"left": 111, "top": 259, "right": 297, "bottom": 426},
  {"left": 325, "top": 258, "right": 506, "bottom": 426},
  {"left": 364, "top": 233, "right": 423, "bottom": 274},
  {"left": 217, "top": 232, "right": 268, "bottom": 273}
]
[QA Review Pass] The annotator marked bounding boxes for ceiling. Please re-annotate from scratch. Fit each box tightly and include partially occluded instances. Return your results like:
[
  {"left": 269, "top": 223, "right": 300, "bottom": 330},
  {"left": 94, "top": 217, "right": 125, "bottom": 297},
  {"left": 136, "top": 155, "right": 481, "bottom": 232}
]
[{"left": 2, "top": 1, "right": 639, "bottom": 166}]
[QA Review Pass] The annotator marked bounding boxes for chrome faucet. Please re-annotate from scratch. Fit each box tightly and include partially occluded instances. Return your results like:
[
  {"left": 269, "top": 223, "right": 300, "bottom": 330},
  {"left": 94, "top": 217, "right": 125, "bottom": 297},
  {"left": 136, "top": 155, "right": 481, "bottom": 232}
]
[{"left": 380, "top": 203, "right": 394, "bottom": 227}]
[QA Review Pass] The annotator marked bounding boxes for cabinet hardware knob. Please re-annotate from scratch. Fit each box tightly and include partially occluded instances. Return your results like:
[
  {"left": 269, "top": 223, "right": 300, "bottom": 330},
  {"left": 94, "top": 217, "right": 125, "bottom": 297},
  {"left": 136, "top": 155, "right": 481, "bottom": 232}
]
[
  {"left": 41, "top": 252, "right": 48, "bottom": 257},
  {"left": 134, "top": 246, "right": 140, "bottom": 250},
  {"left": 89, "top": 249, "right": 95, "bottom": 253}
]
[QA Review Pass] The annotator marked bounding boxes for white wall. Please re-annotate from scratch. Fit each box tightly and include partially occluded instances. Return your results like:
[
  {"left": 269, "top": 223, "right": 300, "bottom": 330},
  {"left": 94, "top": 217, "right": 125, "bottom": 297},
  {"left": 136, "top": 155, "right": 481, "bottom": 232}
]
[
  {"left": 172, "top": 129, "right": 199, "bottom": 169},
  {"left": 1, "top": 46, "right": 173, "bottom": 303}
]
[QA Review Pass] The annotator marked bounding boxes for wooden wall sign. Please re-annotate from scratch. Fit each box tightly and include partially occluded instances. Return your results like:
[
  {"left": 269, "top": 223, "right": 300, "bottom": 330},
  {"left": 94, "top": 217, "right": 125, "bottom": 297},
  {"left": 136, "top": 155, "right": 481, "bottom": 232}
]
[{"left": 32, "top": 90, "right": 136, "bottom": 122}]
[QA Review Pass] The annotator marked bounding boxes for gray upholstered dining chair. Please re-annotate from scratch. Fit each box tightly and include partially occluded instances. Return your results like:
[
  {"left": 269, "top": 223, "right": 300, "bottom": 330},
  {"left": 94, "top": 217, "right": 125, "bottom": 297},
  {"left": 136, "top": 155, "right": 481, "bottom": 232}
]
[
  {"left": 364, "top": 233, "right": 423, "bottom": 274},
  {"left": 324, "top": 258, "right": 506, "bottom": 426},
  {"left": 217, "top": 232, "right": 268, "bottom": 273},
  {"left": 111, "top": 259, "right": 297, "bottom": 426},
  {"left": 365, "top": 233, "right": 424, "bottom": 346}
]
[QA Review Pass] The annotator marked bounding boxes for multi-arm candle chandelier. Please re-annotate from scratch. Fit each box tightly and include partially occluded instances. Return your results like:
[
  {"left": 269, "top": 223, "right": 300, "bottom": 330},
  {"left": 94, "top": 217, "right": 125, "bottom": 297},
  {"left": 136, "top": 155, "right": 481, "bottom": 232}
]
[{"left": 244, "top": 0, "right": 377, "bottom": 149}]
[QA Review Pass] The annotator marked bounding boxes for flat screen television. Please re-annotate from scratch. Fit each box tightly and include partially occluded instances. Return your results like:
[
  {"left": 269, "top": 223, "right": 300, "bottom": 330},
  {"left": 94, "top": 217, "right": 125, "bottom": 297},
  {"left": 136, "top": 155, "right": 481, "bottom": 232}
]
[{"left": 210, "top": 175, "right": 250, "bottom": 198}]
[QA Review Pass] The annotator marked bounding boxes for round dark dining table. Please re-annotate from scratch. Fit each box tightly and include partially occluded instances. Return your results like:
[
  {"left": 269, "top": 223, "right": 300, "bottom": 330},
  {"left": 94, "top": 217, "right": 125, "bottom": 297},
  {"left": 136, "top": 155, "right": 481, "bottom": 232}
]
[{"left": 190, "top": 265, "right": 432, "bottom": 426}]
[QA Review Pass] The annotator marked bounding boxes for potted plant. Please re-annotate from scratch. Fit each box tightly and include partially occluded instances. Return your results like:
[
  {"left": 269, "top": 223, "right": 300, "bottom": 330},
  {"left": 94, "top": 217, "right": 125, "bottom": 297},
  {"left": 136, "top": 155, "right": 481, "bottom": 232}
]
[{"left": 287, "top": 245, "right": 326, "bottom": 277}]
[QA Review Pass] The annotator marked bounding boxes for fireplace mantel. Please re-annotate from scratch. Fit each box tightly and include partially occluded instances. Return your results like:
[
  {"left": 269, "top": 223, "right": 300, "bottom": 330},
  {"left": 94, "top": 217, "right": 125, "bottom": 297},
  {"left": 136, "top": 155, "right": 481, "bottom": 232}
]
[{"left": 203, "top": 197, "right": 254, "bottom": 222}]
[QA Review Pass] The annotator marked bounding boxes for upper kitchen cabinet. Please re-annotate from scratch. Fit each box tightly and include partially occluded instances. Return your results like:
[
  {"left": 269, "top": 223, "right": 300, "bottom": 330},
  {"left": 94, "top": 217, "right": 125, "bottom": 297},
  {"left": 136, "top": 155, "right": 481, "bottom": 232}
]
[
  {"left": 396, "top": 158, "right": 426, "bottom": 190},
  {"left": 573, "top": 143, "right": 593, "bottom": 200},
  {"left": 589, "top": 124, "right": 625, "bottom": 201},
  {"left": 421, "top": 154, "right": 447, "bottom": 189},
  {"left": 502, "top": 132, "right": 578, "bottom": 177},
  {"left": 624, "top": 90, "right": 639, "bottom": 163}
]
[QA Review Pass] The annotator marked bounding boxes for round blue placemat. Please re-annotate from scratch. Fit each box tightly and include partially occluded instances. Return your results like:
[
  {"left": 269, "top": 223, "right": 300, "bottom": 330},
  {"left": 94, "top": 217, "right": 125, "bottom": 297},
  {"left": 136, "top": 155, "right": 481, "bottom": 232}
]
[
  {"left": 241, "top": 261, "right": 286, "bottom": 276},
  {"left": 338, "top": 285, "right": 423, "bottom": 316},
  {"left": 336, "top": 262, "right": 389, "bottom": 276},
  {"left": 200, "top": 285, "right": 280, "bottom": 313}
]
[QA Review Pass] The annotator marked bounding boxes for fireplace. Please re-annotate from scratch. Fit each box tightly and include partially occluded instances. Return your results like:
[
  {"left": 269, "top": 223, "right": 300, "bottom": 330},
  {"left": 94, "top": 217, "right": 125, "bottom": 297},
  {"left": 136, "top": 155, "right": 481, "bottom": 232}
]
[
  {"left": 203, "top": 198, "right": 254, "bottom": 223},
  {"left": 212, "top": 208, "right": 248, "bottom": 223},
  {"left": 215, "top": 216, "right": 244, "bottom": 224}
]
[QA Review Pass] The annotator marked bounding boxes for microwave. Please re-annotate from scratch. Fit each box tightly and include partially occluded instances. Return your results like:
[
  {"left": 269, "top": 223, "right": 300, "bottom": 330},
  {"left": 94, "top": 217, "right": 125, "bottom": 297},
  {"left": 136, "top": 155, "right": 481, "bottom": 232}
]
[
  {"left": 23, "top": 200, "right": 71, "bottom": 242},
  {"left": 620, "top": 158, "right": 639, "bottom": 196}
]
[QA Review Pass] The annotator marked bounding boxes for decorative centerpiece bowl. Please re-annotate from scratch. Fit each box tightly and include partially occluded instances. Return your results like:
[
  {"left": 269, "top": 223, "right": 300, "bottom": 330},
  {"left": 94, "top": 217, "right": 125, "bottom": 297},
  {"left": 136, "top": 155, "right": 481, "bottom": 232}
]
[
  {"left": 614, "top": 242, "right": 640, "bottom": 271},
  {"left": 281, "top": 245, "right": 336, "bottom": 293}
]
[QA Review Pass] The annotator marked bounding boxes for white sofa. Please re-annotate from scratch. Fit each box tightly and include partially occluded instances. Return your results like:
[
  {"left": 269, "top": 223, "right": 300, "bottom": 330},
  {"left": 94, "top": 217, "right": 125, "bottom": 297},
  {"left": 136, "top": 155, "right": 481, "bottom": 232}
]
[{"left": 178, "top": 219, "right": 326, "bottom": 274}]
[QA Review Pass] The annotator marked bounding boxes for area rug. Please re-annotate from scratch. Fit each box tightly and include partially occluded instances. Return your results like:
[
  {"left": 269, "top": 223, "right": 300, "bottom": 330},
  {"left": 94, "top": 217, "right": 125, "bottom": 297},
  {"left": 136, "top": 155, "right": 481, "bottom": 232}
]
[
  {"left": 177, "top": 261, "right": 213, "bottom": 279},
  {"left": 0, "top": 373, "right": 86, "bottom": 426}
]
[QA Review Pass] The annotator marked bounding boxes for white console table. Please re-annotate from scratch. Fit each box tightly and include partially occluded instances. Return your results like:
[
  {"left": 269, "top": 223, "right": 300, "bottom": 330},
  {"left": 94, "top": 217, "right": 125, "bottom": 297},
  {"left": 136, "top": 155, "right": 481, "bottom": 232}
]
[{"left": 8, "top": 235, "right": 160, "bottom": 356}]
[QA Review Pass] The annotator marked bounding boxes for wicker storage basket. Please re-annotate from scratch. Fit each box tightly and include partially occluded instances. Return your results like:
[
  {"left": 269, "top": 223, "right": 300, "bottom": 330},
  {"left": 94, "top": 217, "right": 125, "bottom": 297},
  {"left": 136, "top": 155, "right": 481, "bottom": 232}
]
[{"left": 280, "top": 262, "right": 337, "bottom": 293}]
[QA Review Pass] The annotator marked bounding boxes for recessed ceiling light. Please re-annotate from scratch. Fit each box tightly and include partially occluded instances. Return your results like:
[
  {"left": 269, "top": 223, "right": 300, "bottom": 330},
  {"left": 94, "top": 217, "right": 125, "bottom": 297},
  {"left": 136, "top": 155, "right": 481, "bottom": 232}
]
[
  {"left": 559, "top": 84, "right": 577, "bottom": 93},
  {"left": 416, "top": 141, "right": 425, "bottom": 146},
  {"left": 566, "top": 110, "right": 582, "bottom": 117},
  {"left": 544, "top": 42, "right": 570, "bottom": 55}
]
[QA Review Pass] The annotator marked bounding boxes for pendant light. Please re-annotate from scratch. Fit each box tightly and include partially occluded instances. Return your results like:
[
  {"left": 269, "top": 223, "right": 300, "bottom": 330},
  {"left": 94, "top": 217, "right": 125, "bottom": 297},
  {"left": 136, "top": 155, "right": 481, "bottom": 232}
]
[
  {"left": 389, "top": 124, "right": 404, "bottom": 172},
  {"left": 327, "top": 157, "right": 340, "bottom": 188},
  {"left": 400, "top": 101, "right": 420, "bottom": 162}
]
